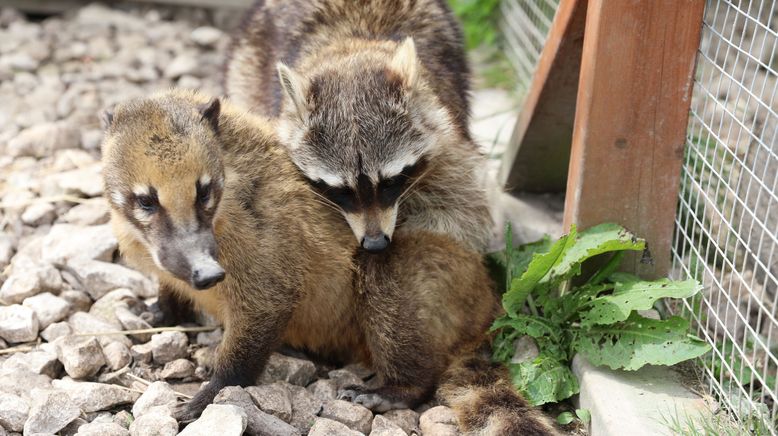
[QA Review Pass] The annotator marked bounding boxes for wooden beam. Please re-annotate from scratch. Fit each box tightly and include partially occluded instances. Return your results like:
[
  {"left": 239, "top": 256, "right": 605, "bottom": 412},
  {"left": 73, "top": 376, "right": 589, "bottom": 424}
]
[
  {"left": 563, "top": 0, "right": 705, "bottom": 278},
  {"left": 499, "top": 0, "right": 588, "bottom": 193}
]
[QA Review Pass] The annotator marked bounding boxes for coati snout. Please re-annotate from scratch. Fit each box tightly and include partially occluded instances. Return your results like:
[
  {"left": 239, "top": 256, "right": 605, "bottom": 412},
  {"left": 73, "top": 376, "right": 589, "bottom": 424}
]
[{"left": 101, "top": 96, "right": 227, "bottom": 289}]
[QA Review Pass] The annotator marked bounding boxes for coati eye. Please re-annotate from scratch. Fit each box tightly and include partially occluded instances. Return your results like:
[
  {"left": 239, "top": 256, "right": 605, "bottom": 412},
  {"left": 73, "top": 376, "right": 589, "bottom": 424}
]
[
  {"left": 378, "top": 163, "right": 418, "bottom": 206},
  {"left": 196, "top": 181, "right": 211, "bottom": 206},
  {"left": 325, "top": 187, "right": 356, "bottom": 210},
  {"left": 306, "top": 178, "right": 357, "bottom": 211},
  {"left": 136, "top": 194, "right": 158, "bottom": 213}
]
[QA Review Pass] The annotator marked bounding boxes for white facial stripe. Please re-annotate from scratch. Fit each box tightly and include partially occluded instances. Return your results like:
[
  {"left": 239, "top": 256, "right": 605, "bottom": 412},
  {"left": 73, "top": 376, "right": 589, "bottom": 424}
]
[
  {"left": 381, "top": 152, "right": 420, "bottom": 178},
  {"left": 111, "top": 191, "right": 126, "bottom": 207},
  {"left": 303, "top": 165, "right": 346, "bottom": 187},
  {"left": 199, "top": 174, "right": 212, "bottom": 186},
  {"left": 132, "top": 185, "right": 150, "bottom": 197}
]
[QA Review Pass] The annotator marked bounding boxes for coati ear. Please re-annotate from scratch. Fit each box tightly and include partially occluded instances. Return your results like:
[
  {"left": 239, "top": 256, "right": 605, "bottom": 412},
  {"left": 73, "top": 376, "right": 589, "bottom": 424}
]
[
  {"left": 100, "top": 108, "right": 114, "bottom": 131},
  {"left": 276, "top": 62, "right": 309, "bottom": 120},
  {"left": 198, "top": 98, "right": 221, "bottom": 133},
  {"left": 390, "top": 37, "right": 419, "bottom": 88}
]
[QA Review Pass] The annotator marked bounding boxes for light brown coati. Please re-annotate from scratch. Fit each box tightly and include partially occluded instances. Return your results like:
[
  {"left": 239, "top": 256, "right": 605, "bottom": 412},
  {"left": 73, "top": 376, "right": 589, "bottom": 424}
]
[
  {"left": 225, "top": 0, "right": 494, "bottom": 253},
  {"left": 102, "top": 90, "right": 558, "bottom": 434}
]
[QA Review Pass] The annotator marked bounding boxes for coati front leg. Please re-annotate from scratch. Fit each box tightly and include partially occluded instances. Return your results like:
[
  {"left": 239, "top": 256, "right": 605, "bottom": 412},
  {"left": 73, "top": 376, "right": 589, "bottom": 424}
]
[
  {"left": 173, "top": 307, "right": 289, "bottom": 422},
  {"left": 338, "top": 250, "right": 445, "bottom": 412},
  {"left": 148, "top": 284, "right": 196, "bottom": 327}
]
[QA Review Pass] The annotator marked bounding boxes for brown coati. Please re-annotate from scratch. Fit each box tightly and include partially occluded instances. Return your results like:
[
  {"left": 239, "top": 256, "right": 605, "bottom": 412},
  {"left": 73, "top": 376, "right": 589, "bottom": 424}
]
[
  {"left": 225, "top": 0, "right": 494, "bottom": 254},
  {"left": 102, "top": 90, "right": 558, "bottom": 434}
]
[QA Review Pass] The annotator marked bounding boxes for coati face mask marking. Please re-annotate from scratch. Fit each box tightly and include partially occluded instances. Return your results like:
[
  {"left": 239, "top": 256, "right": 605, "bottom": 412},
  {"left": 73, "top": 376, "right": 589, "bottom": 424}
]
[
  {"left": 276, "top": 38, "right": 448, "bottom": 252},
  {"left": 103, "top": 96, "right": 227, "bottom": 290},
  {"left": 305, "top": 159, "right": 427, "bottom": 252}
]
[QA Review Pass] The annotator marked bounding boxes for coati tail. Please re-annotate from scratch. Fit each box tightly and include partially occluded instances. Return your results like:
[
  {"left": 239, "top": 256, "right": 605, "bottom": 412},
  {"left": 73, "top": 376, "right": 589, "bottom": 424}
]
[{"left": 438, "top": 355, "right": 561, "bottom": 436}]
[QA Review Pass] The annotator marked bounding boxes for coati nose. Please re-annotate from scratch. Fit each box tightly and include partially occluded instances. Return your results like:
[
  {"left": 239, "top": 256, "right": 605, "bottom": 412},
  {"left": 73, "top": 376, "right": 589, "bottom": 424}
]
[
  {"left": 361, "top": 233, "right": 390, "bottom": 252},
  {"left": 192, "top": 266, "right": 226, "bottom": 290}
]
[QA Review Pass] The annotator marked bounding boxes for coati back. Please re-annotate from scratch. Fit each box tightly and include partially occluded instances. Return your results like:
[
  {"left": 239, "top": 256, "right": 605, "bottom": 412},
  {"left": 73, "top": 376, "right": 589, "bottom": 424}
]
[
  {"left": 226, "top": 0, "right": 494, "bottom": 253},
  {"left": 103, "top": 90, "right": 557, "bottom": 435}
]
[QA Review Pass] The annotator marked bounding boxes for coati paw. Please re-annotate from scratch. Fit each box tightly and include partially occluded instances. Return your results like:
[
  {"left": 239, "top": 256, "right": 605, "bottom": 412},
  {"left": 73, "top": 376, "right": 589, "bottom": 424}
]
[
  {"left": 171, "top": 398, "right": 208, "bottom": 423},
  {"left": 337, "top": 386, "right": 408, "bottom": 412}
]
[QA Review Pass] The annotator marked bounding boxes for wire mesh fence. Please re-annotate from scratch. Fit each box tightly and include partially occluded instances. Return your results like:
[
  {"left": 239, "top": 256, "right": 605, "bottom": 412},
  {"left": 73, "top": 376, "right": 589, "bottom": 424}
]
[
  {"left": 499, "top": 0, "right": 778, "bottom": 431},
  {"left": 499, "top": 0, "right": 559, "bottom": 101},
  {"left": 671, "top": 0, "right": 778, "bottom": 431}
]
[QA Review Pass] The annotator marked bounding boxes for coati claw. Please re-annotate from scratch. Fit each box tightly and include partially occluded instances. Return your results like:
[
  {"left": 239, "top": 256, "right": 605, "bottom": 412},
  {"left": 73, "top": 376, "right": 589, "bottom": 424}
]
[
  {"left": 171, "top": 401, "right": 199, "bottom": 423},
  {"left": 336, "top": 388, "right": 359, "bottom": 402},
  {"left": 337, "top": 386, "right": 407, "bottom": 412}
]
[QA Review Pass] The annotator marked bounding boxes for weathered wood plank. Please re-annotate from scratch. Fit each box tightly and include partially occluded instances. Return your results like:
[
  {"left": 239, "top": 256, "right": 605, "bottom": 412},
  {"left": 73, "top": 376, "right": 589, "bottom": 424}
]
[
  {"left": 498, "top": 0, "right": 588, "bottom": 193},
  {"left": 563, "top": 0, "right": 705, "bottom": 277}
]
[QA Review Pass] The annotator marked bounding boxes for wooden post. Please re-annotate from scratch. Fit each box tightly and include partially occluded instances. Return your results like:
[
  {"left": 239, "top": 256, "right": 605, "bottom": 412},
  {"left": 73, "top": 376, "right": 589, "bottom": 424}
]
[
  {"left": 498, "top": 0, "right": 588, "bottom": 193},
  {"left": 563, "top": 0, "right": 705, "bottom": 278}
]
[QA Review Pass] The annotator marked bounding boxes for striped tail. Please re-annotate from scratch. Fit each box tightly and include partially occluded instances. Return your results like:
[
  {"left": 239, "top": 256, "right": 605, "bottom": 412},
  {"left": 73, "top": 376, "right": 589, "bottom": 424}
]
[{"left": 437, "top": 355, "right": 562, "bottom": 436}]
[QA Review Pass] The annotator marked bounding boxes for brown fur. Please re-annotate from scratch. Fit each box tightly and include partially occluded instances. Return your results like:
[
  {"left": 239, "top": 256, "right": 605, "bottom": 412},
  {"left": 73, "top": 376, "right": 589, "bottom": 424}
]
[
  {"left": 225, "top": 0, "right": 494, "bottom": 253},
  {"left": 102, "top": 90, "right": 557, "bottom": 434}
]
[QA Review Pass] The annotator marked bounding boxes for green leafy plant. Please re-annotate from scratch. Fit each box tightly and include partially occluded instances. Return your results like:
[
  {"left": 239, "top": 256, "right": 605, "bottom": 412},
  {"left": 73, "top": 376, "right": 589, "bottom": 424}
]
[
  {"left": 448, "top": 0, "right": 502, "bottom": 49},
  {"left": 490, "top": 223, "right": 711, "bottom": 406}
]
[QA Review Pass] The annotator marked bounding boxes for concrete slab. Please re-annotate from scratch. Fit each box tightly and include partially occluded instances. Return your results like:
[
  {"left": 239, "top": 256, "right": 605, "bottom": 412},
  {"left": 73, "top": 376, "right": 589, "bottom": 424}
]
[{"left": 573, "top": 355, "right": 712, "bottom": 436}]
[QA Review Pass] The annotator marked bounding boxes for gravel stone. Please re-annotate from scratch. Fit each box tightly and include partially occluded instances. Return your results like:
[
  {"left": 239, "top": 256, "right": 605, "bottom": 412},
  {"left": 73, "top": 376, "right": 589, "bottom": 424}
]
[
  {"left": 163, "top": 54, "right": 198, "bottom": 79},
  {"left": 308, "top": 417, "right": 364, "bottom": 436},
  {"left": 21, "top": 202, "right": 56, "bottom": 226},
  {"left": 66, "top": 259, "right": 154, "bottom": 300},
  {"left": 150, "top": 331, "right": 188, "bottom": 364},
  {"left": 259, "top": 353, "right": 317, "bottom": 386},
  {"left": 41, "top": 224, "right": 117, "bottom": 265},
  {"left": 7, "top": 121, "right": 80, "bottom": 158},
  {"left": 382, "top": 409, "right": 420, "bottom": 434},
  {"left": 102, "top": 341, "right": 132, "bottom": 371},
  {"left": 320, "top": 399, "right": 373, "bottom": 434},
  {"left": 288, "top": 383, "right": 323, "bottom": 433},
  {"left": 0, "top": 263, "right": 61, "bottom": 304},
  {"left": 179, "top": 404, "right": 247, "bottom": 436},
  {"left": 60, "top": 200, "right": 110, "bottom": 226},
  {"left": 1, "top": 348, "right": 61, "bottom": 378},
  {"left": 214, "top": 386, "right": 301, "bottom": 436},
  {"left": 68, "top": 311, "right": 131, "bottom": 347},
  {"left": 40, "top": 321, "right": 72, "bottom": 342},
  {"left": 23, "top": 389, "right": 80, "bottom": 435},
  {"left": 0, "top": 392, "right": 29, "bottom": 432},
  {"left": 370, "top": 415, "right": 406, "bottom": 436},
  {"left": 114, "top": 306, "right": 152, "bottom": 341},
  {"left": 23, "top": 292, "right": 70, "bottom": 329},
  {"left": 55, "top": 336, "right": 106, "bottom": 379},
  {"left": 0, "top": 304, "right": 38, "bottom": 343},
  {"left": 132, "top": 381, "right": 178, "bottom": 418},
  {"left": 190, "top": 26, "right": 223, "bottom": 46},
  {"left": 159, "top": 358, "right": 195, "bottom": 379},
  {"left": 129, "top": 410, "right": 178, "bottom": 436},
  {"left": 52, "top": 378, "right": 140, "bottom": 412},
  {"left": 75, "top": 421, "right": 130, "bottom": 436},
  {"left": 246, "top": 382, "right": 293, "bottom": 423},
  {"left": 0, "top": 370, "right": 52, "bottom": 400},
  {"left": 307, "top": 379, "right": 338, "bottom": 403}
]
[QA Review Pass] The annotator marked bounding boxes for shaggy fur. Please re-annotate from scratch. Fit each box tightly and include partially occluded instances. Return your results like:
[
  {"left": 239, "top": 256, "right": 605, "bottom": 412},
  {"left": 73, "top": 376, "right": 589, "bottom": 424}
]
[
  {"left": 225, "top": 0, "right": 493, "bottom": 252},
  {"left": 102, "top": 90, "right": 557, "bottom": 434}
]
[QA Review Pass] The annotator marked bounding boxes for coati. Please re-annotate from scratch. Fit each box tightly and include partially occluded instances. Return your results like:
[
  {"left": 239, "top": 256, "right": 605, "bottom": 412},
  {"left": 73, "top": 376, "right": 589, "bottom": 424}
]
[
  {"left": 225, "top": 0, "right": 493, "bottom": 253},
  {"left": 102, "top": 90, "right": 558, "bottom": 434}
]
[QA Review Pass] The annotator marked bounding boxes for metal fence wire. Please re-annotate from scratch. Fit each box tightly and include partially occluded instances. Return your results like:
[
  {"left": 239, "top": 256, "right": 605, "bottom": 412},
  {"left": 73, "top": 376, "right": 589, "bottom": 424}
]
[
  {"left": 672, "top": 0, "right": 778, "bottom": 431},
  {"left": 500, "top": 0, "right": 778, "bottom": 431},
  {"left": 499, "top": 0, "right": 560, "bottom": 101}
]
